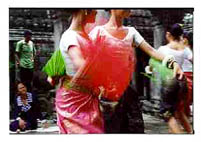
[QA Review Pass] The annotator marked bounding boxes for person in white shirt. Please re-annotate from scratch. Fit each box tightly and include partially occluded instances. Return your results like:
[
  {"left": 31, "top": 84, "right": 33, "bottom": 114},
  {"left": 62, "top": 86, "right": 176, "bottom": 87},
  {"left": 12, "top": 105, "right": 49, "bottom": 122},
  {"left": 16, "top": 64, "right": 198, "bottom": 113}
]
[
  {"left": 157, "top": 24, "right": 192, "bottom": 133},
  {"left": 182, "top": 31, "right": 193, "bottom": 117},
  {"left": 48, "top": 9, "right": 106, "bottom": 134},
  {"left": 89, "top": 10, "right": 184, "bottom": 133}
]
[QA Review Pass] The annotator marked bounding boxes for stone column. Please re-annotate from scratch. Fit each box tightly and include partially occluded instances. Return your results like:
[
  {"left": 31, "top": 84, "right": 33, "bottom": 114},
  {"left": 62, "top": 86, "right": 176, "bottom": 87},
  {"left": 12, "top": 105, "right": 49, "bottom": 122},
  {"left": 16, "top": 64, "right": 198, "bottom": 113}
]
[
  {"left": 53, "top": 12, "right": 69, "bottom": 50},
  {"left": 53, "top": 19, "right": 63, "bottom": 49},
  {"left": 149, "top": 24, "right": 165, "bottom": 103},
  {"left": 153, "top": 25, "right": 165, "bottom": 49}
]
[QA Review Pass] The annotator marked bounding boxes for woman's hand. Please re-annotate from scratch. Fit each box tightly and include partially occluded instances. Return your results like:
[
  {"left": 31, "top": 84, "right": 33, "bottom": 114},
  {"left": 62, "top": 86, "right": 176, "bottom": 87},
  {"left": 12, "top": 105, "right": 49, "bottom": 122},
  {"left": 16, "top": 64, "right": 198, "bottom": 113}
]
[
  {"left": 19, "top": 119, "right": 26, "bottom": 129},
  {"left": 173, "top": 62, "right": 183, "bottom": 80},
  {"left": 47, "top": 76, "right": 55, "bottom": 86},
  {"left": 47, "top": 76, "right": 61, "bottom": 86}
]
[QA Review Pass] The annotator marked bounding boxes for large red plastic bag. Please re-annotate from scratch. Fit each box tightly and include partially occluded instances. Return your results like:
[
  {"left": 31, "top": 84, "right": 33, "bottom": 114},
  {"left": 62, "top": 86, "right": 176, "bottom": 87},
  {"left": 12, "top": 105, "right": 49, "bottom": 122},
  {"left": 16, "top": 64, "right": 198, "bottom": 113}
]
[{"left": 70, "top": 35, "right": 134, "bottom": 101}]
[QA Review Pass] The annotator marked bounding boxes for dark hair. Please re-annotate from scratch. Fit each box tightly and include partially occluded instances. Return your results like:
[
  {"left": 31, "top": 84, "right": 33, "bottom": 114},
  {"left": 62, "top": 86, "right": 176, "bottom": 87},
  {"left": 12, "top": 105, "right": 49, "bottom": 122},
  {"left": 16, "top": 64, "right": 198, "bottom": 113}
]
[
  {"left": 67, "top": 9, "right": 81, "bottom": 14},
  {"left": 67, "top": 9, "right": 95, "bottom": 15},
  {"left": 24, "top": 30, "right": 32, "bottom": 37},
  {"left": 168, "top": 23, "right": 183, "bottom": 41},
  {"left": 104, "top": 9, "right": 111, "bottom": 12},
  {"left": 14, "top": 81, "right": 25, "bottom": 94},
  {"left": 183, "top": 31, "right": 193, "bottom": 47},
  {"left": 66, "top": 9, "right": 83, "bottom": 24}
]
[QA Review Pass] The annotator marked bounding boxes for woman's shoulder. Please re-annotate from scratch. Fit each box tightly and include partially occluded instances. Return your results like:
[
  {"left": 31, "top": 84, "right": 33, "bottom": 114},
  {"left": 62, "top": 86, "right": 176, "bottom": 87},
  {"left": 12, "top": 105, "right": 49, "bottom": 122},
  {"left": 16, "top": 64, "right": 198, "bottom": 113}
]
[
  {"left": 158, "top": 45, "right": 169, "bottom": 52},
  {"left": 126, "top": 26, "right": 137, "bottom": 33},
  {"left": 127, "top": 26, "right": 143, "bottom": 38},
  {"left": 158, "top": 44, "right": 184, "bottom": 55},
  {"left": 158, "top": 45, "right": 168, "bottom": 49},
  {"left": 60, "top": 29, "right": 80, "bottom": 45},
  {"left": 184, "top": 46, "right": 192, "bottom": 53},
  {"left": 61, "top": 29, "right": 78, "bottom": 39}
]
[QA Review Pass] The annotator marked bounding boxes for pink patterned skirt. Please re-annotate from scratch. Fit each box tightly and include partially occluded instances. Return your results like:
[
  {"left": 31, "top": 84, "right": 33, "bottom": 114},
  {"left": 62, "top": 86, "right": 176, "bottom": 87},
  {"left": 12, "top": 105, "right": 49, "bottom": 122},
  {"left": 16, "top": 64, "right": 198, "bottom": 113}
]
[{"left": 55, "top": 87, "right": 104, "bottom": 134}]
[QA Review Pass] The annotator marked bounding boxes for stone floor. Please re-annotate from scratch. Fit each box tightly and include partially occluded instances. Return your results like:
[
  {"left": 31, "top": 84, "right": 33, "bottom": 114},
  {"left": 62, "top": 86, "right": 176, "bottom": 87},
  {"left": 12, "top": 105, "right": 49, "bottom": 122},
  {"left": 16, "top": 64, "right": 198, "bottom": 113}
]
[
  {"left": 10, "top": 113, "right": 176, "bottom": 134},
  {"left": 143, "top": 113, "right": 169, "bottom": 134}
]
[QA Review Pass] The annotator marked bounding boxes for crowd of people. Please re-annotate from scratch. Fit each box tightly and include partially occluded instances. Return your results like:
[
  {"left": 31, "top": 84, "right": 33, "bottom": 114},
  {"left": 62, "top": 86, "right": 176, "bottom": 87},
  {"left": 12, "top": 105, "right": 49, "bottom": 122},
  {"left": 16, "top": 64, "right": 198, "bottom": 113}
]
[{"left": 10, "top": 9, "right": 193, "bottom": 134}]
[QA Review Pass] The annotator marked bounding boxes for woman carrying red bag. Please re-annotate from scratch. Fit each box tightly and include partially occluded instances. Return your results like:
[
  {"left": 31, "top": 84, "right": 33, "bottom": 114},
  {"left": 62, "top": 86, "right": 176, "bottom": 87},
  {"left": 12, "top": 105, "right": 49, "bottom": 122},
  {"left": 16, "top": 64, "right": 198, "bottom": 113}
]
[
  {"left": 89, "top": 9, "right": 184, "bottom": 133},
  {"left": 45, "top": 9, "right": 105, "bottom": 134}
]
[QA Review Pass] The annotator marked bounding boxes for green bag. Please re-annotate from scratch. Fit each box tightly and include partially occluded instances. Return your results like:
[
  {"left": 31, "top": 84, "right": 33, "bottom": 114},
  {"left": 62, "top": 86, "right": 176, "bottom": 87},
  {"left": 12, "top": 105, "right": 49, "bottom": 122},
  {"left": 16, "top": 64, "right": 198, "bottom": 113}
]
[
  {"left": 149, "top": 58, "right": 174, "bottom": 81},
  {"left": 42, "top": 49, "right": 66, "bottom": 77}
]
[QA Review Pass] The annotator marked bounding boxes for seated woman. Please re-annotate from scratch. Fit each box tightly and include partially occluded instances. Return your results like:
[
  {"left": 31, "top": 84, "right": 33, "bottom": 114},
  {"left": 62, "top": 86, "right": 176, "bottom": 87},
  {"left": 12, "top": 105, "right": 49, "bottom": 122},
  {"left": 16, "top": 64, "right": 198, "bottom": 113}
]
[{"left": 10, "top": 82, "right": 41, "bottom": 132}]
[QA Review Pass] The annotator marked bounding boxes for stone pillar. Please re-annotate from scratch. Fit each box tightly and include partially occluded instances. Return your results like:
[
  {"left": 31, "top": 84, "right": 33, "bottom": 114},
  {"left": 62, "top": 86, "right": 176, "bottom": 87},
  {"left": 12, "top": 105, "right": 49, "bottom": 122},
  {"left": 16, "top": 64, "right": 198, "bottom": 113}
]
[
  {"left": 153, "top": 25, "right": 165, "bottom": 49},
  {"left": 53, "top": 18, "right": 66, "bottom": 49},
  {"left": 142, "top": 24, "right": 165, "bottom": 113},
  {"left": 53, "top": 13, "right": 69, "bottom": 50},
  {"left": 148, "top": 24, "right": 165, "bottom": 105}
]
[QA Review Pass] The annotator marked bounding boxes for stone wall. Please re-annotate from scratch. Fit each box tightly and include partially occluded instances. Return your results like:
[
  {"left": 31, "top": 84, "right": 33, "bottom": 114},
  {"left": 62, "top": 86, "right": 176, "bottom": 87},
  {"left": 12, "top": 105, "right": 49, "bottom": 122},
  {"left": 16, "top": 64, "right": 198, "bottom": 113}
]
[{"left": 9, "top": 9, "right": 56, "bottom": 118}]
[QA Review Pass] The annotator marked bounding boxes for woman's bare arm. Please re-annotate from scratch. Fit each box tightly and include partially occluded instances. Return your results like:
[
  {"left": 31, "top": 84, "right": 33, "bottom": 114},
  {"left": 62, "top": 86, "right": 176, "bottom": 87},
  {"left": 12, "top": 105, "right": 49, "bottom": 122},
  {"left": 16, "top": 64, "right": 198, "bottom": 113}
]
[
  {"left": 138, "top": 40, "right": 165, "bottom": 61},
  {"left": 138, "top": 40, "right": 183, "bottom": 79}
]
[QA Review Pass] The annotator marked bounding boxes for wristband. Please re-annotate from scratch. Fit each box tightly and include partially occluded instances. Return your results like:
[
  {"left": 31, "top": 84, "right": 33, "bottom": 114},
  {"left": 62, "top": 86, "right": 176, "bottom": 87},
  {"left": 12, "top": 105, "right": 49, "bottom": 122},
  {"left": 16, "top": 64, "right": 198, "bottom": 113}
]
[
  {"left": 16, "top": 117, "right": 21, "bottom": 121},
  {"left": 162, "top": 55, "right": 175, "bottom": 68}
]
